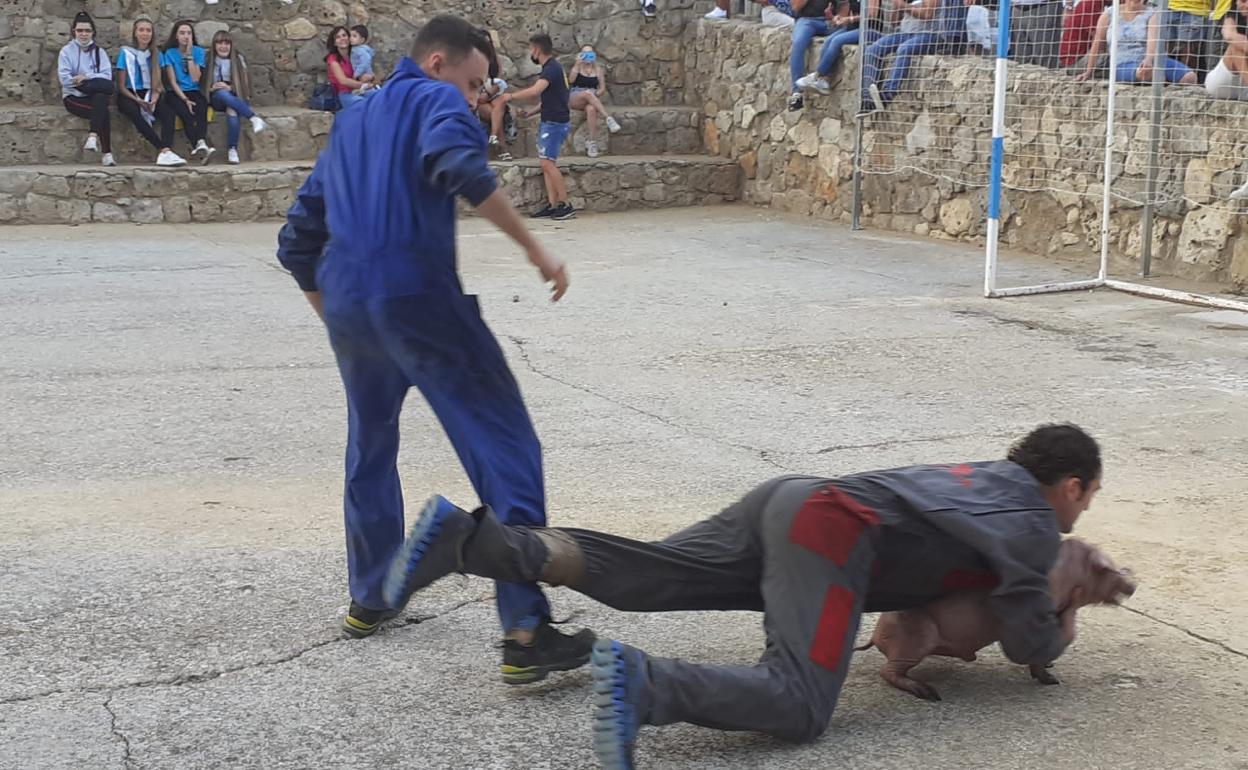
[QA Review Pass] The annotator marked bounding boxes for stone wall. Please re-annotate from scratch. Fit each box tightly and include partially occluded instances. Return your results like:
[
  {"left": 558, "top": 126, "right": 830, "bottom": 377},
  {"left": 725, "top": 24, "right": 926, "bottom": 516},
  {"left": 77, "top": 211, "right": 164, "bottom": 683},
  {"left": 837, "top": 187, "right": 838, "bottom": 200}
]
[
  {"left": 0, "top": 155, "right": 739, "bottom": 224},
  {"left": 0, "top": 0, "right": 698, "bottom": 108},
  {"left": 685, "top": 20, "right": 1248, "bottom": 292}
]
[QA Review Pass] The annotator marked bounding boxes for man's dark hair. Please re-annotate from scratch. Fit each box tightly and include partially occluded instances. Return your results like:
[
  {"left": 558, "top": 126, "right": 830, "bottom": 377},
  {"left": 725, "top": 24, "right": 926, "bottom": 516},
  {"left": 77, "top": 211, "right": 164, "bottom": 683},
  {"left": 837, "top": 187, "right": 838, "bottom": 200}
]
[
  {"left": 411, "top": 15, "right": 493, "bottom": 65},
  {"left": 1007, "top": 423, "right": 1101, "bottom": 487},
  {"left": 529, "top": 32, "right": 554, "bottom": 55},
  {"left": 351, "top": 24, "right": 369, "bottom": 41}
]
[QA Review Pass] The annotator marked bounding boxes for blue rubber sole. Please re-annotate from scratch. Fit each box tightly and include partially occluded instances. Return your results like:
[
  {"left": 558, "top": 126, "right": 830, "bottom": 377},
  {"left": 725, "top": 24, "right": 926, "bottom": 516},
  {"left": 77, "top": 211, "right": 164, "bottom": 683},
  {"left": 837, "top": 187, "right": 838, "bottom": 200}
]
[
  {"left": 591, "top": 639, "right": 637, "bottom": 770},
  {"left": 383, "top": 496, "right": 453, "bottom": 610}
]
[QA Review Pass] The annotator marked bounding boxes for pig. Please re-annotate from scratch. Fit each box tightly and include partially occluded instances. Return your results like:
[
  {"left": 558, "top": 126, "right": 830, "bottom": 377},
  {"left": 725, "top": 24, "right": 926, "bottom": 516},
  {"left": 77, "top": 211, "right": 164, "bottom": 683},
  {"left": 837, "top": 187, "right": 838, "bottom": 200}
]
[{"left": 856, "top": 538, "right": 1137, "bottom": 701}]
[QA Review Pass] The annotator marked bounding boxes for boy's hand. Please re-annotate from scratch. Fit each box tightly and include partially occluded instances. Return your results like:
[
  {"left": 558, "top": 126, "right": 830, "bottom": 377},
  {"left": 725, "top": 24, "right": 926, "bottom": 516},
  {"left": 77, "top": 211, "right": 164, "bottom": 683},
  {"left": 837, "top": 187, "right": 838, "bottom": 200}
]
[{"left": 528, "top": 245, "right": 568, "bottom": 301}]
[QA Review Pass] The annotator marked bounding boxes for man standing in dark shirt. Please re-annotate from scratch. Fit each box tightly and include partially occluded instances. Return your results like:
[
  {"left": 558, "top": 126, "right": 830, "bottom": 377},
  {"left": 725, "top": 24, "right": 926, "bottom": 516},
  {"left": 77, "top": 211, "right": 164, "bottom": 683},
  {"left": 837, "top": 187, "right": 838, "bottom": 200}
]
[
  {"left": 385, "top": 423, "right": 1104, "bottom": 769},
  {"left": 500, "top": 33, "right": 574, "bottom": 220}
]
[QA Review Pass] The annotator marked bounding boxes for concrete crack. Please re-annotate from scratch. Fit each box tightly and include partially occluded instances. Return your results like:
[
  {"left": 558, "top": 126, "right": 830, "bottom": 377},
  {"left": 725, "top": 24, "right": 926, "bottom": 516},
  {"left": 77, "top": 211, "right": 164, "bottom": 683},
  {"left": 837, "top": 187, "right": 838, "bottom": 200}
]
[
  {"left": 506, "top": 336, "right": 790, "bottom": 471},
  {"left": 1, "top": 595, "right": 492, "bottom": 706},
  {"left": 1122, "top": 606, "right": 1248, "bottom": 660},
  {"left": 102, "top": 693, "right": 135, "bottom": 770},
  {"left": 814, "top": 431, "right": 1009, "bottom": 454}
]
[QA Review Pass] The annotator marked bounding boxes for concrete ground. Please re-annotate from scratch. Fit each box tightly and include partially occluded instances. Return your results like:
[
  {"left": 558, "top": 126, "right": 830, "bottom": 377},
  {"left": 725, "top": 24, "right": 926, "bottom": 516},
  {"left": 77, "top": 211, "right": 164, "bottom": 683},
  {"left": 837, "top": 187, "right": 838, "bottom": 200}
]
[{"left": 1, "top": 207, "right": 1246, "bottom": 770}]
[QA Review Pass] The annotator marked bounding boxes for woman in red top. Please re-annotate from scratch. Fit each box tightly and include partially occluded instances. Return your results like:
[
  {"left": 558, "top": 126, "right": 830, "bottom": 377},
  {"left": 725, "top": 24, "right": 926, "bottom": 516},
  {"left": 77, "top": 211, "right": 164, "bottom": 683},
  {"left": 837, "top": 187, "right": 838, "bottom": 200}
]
[{"left": 326, "top": 26, "right": 374, "bottom": 110}]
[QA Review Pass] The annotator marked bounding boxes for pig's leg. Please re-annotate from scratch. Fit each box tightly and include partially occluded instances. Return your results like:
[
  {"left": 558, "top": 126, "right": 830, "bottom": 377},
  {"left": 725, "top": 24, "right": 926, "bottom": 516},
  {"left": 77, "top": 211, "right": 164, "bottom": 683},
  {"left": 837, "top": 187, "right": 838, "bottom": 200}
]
[
  {"left": 1029, "top": 663, "right": 1059, "bottom": 685},
  {"left": 881, "top": 659, "right": 942, "bottom": 701},
  {"left": 873, "top": 611, "right": 943, "bottom": 701}
]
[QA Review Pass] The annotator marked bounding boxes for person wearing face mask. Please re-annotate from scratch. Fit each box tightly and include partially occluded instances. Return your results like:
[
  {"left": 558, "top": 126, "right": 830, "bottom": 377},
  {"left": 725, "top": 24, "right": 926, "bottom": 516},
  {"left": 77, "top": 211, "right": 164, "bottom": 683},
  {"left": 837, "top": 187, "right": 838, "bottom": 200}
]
[
  {"left": 565, "top": 46, "right": 621, "bottom": 159},
  {"left": 497, "top": 33, "right": 574, "bottom": 219},
  {"left": 58, "top": 11, "right": 116, "bottom": 166},
  {"left": 115, "top": 17, "right": 186, "bottom": 167},
  {"left": 276, "top": 16, "right": 591, "bottom": 685}
]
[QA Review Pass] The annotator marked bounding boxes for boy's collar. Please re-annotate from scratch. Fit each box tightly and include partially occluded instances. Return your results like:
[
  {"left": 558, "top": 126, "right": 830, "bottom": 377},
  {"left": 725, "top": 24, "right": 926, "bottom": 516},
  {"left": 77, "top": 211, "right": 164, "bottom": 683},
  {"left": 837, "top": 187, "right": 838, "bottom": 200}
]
[{"left": 396, "top": 57, "right": 426, "bottom": 79}]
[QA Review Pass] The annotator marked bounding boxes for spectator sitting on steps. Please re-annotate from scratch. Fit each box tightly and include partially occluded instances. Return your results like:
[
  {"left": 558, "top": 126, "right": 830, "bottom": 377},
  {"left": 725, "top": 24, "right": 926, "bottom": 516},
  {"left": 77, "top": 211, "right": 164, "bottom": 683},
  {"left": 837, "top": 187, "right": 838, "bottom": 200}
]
[
  {"left": 1206, "top": 0, "right": 1248, "bottom": 101},
  {"left": 567, "top": 46, "right": 622, "bottom": 158},
  {"left": 858, "top": 0, "right": 968, "bottom": 118},
  {"left": 706, "top": 0, "right": 799, "bottom": 28},
  {"left": 1076, "top": 0, "right": 1198, "bottom": 85},
  {"left": 58, "top": 11, "right": 116, "bottom": 166},
  {"left": 202, "top": 30, "right": 267, "bottom": 165},
  {"left": 795, "top": 0, "right": 887, "bottom": 104},
  {"left": 115, "top": 17, "right": 186, "bottom": 167},
  {"left": 786, "top": 0, "right": 841, "bottom": 111}
]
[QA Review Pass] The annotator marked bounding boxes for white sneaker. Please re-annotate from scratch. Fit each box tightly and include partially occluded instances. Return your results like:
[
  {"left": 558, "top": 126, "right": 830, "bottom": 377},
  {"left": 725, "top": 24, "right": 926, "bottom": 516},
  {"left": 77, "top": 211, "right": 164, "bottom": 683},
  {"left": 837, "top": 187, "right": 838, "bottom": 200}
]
[
  {"left": 227, "top": 148, "right": 240, "bottom": 164},
  {"left": 1231, "top": 180, "right": 1248, "bottom": 201},
  {"left": 101, "top": 152, "right": 116, "bottom": 167},
  {"left": 796, "top": 73, "right": 831, "bottom": 95},
  {"left": 193, "top": 139, "right": 211, "bottom": 156},
  {"left": 606, "top": 116, "right": 621, "bottom": 133},
  {"left": 83, "top": 135, "right": 99, "bottom": 152},
  {"left": 250, "top": 115, "right": 266, "bottom": 134},
  {"left": 489, "top": 134, "right": 500, "bottom": 147},
  {"left": 642, "top": 0, "right": 657, "bottom": 16},
  {"left": 704, "top": 6, "right": 727, "bottom": 19},
  {"left": 200, "top": 145, "right": 216, "bottom": 165},
  {"left": 156, "top": 150, "right": 187, "bottom": 167},
  {"left": 586, "top": 140, "right": 600, "bottom": 158}
]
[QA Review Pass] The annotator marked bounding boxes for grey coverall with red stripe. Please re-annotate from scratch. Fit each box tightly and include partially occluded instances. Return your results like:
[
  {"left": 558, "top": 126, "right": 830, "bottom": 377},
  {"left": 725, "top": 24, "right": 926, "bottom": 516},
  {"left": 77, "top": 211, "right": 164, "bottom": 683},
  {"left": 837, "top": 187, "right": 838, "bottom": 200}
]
[{"left": 471, "top": 461, "right": 1069, "bottom": 741}]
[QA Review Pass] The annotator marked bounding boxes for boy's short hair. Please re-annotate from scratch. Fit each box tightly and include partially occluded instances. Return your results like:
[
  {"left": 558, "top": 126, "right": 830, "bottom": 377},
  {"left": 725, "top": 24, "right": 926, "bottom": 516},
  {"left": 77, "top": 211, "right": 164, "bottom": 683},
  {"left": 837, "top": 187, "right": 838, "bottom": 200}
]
[
  {"left": 529, "top": 33, "right": 554, "bottom": 55},
  {"left": 1007, "top": 423, "right": 1102, "bottom": 488},
  {"left": 351, "top": 24, "right": 369, "bottom": 40},
  {"left": 410, "top": 15, "right": 493, "bottom": 65}
]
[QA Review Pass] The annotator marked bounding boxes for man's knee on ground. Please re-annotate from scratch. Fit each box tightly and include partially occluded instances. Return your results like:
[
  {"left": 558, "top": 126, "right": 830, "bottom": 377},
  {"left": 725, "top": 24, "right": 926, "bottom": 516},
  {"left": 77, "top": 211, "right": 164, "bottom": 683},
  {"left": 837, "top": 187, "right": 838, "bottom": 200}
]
[{"left": 778, "top": 699, "right": 833, "bottom": 743}]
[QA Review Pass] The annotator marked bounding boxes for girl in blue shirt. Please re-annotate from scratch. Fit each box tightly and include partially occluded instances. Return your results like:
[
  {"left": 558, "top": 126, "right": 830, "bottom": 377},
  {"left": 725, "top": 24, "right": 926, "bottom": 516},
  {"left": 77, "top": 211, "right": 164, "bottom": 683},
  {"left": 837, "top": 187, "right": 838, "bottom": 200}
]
[
  {"left": 115, "top": 18, "right": 187, "bottom": 167},
  {"left": 160, "top": 20, "right": 215, "bottom": 163}
]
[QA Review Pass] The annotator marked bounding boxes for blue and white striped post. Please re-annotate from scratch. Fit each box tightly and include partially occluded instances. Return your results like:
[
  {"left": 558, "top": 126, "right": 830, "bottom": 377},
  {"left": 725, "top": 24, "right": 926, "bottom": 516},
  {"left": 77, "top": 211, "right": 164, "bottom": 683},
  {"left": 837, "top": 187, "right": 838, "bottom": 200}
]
[{"left": 983, "top": 0, "right": 1012, "bottom": 297}]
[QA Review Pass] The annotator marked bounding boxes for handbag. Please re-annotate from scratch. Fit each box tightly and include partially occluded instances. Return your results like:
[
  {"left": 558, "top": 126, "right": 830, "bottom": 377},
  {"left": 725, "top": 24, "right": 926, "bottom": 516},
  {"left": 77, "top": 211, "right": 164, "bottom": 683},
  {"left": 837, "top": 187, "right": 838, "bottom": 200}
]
[{"left": 308, "top": 82, "right": 340, "bottom": 112}]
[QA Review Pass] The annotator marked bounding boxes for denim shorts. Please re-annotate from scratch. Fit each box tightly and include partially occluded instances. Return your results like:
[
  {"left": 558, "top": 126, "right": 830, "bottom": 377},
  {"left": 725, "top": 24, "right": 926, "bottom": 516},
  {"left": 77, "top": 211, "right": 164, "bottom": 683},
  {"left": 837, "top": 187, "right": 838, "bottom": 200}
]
[
  {"left": 537, "top": 120, "right": 571, "bottom": 161},
  {"left": 1163, "top": 9, "right": 1213, "bottom": 45}
]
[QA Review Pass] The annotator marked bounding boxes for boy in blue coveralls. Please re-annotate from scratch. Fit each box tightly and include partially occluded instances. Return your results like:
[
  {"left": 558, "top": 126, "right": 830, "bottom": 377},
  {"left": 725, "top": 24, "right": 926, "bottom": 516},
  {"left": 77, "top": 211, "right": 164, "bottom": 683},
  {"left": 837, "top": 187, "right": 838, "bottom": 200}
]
[
  {"left": 386, "top": 423, "right": 1104, "bottom": 768},
  {"left": 276, "top": 15, "right": 595, "bottom": 684}
]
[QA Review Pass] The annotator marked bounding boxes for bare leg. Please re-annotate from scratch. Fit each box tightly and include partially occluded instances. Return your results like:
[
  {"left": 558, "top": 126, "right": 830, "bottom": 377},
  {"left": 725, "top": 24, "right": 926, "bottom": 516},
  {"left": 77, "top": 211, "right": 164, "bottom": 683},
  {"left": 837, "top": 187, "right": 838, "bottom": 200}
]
[
  {"left": 490, "top": 100, "right": 506, "bottom": 138},
  {"left": 548, "top": 161, "right": 569, "bottom": 204},
  {"left": 540, "top": 160, "right": 558, "bottom": 205}
]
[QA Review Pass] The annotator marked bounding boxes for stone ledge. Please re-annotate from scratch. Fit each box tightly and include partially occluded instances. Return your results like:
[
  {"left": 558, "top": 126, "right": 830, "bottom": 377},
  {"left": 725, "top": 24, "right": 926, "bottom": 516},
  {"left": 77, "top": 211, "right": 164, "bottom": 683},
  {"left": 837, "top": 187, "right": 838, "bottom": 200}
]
[
  {"left": 507, "top": 105, "right": 704, "bottom": 159},
  {"left": 0, "top": 155, "right": 740, "bottom": 225},
  {"left": 0, "top": 105, "right": 331, "bottom": 166}
]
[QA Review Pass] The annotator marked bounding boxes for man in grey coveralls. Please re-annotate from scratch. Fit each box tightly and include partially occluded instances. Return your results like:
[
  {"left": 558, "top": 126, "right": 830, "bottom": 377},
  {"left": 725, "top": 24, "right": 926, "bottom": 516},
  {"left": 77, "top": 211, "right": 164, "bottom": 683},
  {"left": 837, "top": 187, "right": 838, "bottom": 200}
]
[{"left": 384, "top": 423, "right": 1103, "bottom": 769}]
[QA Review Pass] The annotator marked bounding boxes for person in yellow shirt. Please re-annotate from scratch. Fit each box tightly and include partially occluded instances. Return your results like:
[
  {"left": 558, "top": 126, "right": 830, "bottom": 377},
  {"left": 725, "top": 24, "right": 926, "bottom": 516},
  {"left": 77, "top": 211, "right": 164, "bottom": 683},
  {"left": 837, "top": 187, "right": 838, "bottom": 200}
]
[{"left": 1164, "top": 0, "right": 1217, "bottom": 75}]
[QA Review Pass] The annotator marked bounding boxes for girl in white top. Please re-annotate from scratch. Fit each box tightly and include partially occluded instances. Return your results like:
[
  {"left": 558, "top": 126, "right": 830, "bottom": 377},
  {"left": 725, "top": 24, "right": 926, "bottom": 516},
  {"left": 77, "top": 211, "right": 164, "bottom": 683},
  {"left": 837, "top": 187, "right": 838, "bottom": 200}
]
[{"left": 57, "top": 11, "right": 116, "bottom": 165}]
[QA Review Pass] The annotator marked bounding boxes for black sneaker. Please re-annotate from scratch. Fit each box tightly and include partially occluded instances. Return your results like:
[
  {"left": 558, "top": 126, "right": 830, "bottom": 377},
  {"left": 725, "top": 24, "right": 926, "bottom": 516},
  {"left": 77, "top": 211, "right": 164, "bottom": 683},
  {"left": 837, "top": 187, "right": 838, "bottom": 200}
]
[
  {"left": 641, "top": 1, "right": 657, "bottom": 17},
  {"left": 551, "top": 202, "right": 575, "bottom": 220},
  {"left": 501, "top": 623, "right": 596, "bottom": 685},
  {"left": 341, "top": 600, "right": 399, "bottom": 639},
  {"left": 531, "top": 204, "right": 556, "bottom": 218},
  {"left": 787, "top": 92, "right": 804, "bottom": 112}
]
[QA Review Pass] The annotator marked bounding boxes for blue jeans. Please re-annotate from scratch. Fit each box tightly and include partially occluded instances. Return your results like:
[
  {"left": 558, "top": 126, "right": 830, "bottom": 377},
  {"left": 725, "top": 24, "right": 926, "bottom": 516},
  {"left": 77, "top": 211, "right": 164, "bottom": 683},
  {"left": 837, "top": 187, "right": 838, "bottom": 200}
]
[
  {"left": 860, "top": 32, "right": 948, "bottom": 106},
  {"left": 209, "top": 90, "right": 255, "bottom": 149},
  {"left": 324, "top": 290, "right": 551, "bottom": 632},
  {"left": 816, "top": 28, "right": 882, "bottom": 76},
  {"left": 1115, "top": 57, "right": 1193, "bottom": 83},
  {"left": 338, "top": 90, "right": 374, "bottom": 110},
  {"left": 791, "top": 18, "right": 837, "bottom": 87},
  {"left": 537, "top": 120, "right": 571, "bottom": 160}
]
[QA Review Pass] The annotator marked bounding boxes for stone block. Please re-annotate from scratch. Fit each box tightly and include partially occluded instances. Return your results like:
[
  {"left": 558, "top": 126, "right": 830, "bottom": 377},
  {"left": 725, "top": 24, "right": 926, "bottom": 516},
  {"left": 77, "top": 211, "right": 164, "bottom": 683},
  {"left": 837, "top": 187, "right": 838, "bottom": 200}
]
[
  {"left": 164, "top": 196, "right": 192, "bottom": 224},
  {"left": 133, "top": 169, "right": 189, "bottom": 196},
  {"left": 0, "top": 169, "right": 37, "bottom": 195},
  {"left": 0, "top": 193, "right": 21, "bottom": 221},
  {"left": 939, "top": 197, "right": 975, "bottom": 236},
  {"left": 284, "top": 18, "right": 319, "bottom": 41},
  {"left": 194, "top": 20, "right": 230, "bottom": 43},
  {"left": 130, "top": 198, "right": 164, "bottom": 224},
  {"left": 92, "top": 201, "right": 128, "bottom": 223},
  {"left": 1177, "top": 208, "right": 1234, "bottom": 267}
]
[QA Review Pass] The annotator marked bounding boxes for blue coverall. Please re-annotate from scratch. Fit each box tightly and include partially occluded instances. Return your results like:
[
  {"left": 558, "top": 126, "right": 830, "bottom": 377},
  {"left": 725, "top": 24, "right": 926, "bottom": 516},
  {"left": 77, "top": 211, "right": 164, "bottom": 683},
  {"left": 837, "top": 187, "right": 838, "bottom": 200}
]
[{"left": 276, "top": 58, "right": 550, "bottom": 632}]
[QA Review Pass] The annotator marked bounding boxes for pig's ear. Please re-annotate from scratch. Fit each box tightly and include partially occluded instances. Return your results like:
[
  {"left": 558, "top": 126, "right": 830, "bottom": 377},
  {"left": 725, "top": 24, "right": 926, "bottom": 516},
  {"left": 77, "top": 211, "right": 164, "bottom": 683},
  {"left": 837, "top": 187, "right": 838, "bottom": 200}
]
[{"left": 1091, "top": 551, "right": 1115, "bottom": 572}]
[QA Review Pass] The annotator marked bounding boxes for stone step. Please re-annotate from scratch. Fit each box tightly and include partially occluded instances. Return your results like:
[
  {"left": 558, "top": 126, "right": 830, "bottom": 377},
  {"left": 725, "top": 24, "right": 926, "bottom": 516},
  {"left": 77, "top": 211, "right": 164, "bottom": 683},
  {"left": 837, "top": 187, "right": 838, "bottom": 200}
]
[
  {"left": 0, "top": 105, "right": 331, "bottom": 167},
  {"left": 504, "top": 105, "right": 704, "bottom": 159},
  {"left": 0, "top": 155, "right": 739, "bottom": 225},
  {"left": 0, "top": 103, "right": 701, "bottom": 167}
]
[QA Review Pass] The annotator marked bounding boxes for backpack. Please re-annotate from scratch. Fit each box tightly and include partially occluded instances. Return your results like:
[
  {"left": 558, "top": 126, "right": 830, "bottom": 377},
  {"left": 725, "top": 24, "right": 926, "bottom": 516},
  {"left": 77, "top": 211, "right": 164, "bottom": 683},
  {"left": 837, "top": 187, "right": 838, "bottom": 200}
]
[{"left": 308, "top": 82, "right": 340, "bottom": 112}]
